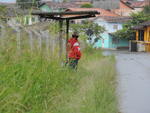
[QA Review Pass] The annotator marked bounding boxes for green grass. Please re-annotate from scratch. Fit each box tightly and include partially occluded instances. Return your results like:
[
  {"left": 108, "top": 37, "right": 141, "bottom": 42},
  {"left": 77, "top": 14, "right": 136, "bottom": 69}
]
[{"left": 0, "top": 27, "right": 118, "bottom": 113}]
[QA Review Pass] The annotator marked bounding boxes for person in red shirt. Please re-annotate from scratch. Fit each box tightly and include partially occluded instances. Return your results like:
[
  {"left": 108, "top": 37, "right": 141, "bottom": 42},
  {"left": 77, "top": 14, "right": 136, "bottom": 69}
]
[{"left": 67, "top": 32, "right": 81, "bottom": 69}]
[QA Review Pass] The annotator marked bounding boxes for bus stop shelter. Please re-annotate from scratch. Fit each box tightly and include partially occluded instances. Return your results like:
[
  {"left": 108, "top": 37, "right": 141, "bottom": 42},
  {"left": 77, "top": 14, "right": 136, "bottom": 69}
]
[{"left": 32, "top": 11, "right": 100, "bottom": 59}]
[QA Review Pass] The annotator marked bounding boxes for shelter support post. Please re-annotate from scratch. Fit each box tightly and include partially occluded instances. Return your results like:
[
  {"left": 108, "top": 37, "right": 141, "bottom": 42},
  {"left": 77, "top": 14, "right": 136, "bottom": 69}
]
[
  {"left": 136, "top": 31, "right": 138, "bottom": 41},
  {"left": 59, "top": 20, "right": 63, "bottom": 58},
  {"left": 66, "top": 20, "right": 70, "bottom": 60}
]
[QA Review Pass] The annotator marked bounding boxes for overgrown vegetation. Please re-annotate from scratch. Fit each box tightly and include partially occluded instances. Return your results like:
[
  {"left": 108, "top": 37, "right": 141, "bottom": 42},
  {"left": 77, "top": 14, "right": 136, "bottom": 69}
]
[
  {"left": 0, "top": 5, "right": 7, "bottom": 17},
  {"left": 0, "top": 25, "right": 117, "bottom": 113},
  {"left": 113, "top": 5, "right": 150, "bottom": 39},
  {"left": 143, "top": 5, "right": 150, "bottom": 14}
]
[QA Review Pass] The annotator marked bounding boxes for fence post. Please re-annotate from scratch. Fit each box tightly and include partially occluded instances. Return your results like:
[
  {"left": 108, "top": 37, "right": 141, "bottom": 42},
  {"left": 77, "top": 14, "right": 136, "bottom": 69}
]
[
  {"left": 25, "top": 29, "right": 34, "bottom": 51},
  {"left": 33, "top": 30, "right": 42, "bottom": 51},
  {"left": 29, "top": 31, "right": 33, "bottom": 51},
  {"left": 16, "top": 28, "right": 21, "bottom": 52},
  {"left": 0, "top": 24, "right": 5, "bottom": 49},
  {"left": 41, "top": 30, "right": 50, "bottom": 55},
  {"left": 59, "top": 20, "right": 63, "bottom": 58}
]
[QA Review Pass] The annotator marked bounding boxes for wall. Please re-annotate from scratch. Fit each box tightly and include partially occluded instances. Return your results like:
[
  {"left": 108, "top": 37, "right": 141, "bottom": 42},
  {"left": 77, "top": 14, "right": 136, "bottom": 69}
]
[
  {"left": 109, "top": 35, "right": 129, "bottom": 48},
  {"left": 93, "top": 33, "right": 110, "bottom": 48},
  {"left": 40, "top": 5, "right": 52, "bottom": 12},
  {"left": 95, "top": 18, "right": 123, "bottom": 33},
  {"left": 93, "top": 18, "right": 128, "bottom": 49},
  {"left": 144, "top": 26, "right": 150, "bottom": 41}
]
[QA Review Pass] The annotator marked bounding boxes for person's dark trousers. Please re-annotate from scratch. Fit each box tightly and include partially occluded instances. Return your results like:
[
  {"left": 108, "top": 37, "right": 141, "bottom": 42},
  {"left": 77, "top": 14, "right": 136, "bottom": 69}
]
[{"left": 68, "top": 58, "right": 79, "bottom": 70}]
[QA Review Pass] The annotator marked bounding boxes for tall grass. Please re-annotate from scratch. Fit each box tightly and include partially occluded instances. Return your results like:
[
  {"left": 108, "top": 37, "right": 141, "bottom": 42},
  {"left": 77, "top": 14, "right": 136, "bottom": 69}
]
[{"left": 0, "top": 26, "right": 118, "bottom": 113}]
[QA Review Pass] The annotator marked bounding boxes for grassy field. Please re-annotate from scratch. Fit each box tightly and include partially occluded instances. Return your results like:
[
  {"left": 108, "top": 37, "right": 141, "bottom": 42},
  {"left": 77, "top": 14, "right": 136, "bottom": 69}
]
[{"left": 0, "top": 27, "right": 118, "bottom": 113}]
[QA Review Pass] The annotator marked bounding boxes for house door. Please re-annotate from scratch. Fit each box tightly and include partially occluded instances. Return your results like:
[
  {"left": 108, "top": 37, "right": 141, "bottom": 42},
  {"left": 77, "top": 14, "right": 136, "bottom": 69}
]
[
  {"left": 138, "top": 30, "right": 144, "bottom": 41},
  {"left": 102, "top": 39, "right": 104, "bottom": 48}
]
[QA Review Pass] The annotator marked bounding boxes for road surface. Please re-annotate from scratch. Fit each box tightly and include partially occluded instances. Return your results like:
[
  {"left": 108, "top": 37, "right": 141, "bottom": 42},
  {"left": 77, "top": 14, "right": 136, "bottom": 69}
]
[{"left": 104, "top": 51, "right": 150, "bottom": 113}]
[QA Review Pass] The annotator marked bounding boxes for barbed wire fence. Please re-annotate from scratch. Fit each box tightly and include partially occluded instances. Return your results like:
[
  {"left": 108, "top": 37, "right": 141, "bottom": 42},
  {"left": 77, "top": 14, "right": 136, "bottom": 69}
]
[{"left": 0, "top": 21, "right": 66, "bottom": 58}]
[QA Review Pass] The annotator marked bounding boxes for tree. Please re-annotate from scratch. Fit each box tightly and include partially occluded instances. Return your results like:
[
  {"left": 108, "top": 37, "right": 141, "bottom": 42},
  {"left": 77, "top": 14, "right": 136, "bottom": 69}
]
[
  {"left": 81, "top": 3, "right": 93, "bottom": 8},
  {"left": 143, "top": 5, "right": 150, "bottom": 15},
  {"left": 71, "top": 20, "right": 105, "bottom": 43},
  {"left": 17, "top": 0, "right": 41, "bottom": 9},
  {"left": 113, "top": 11, "right": 150, "bottom": 39},
  {"left": 0, "top": 5, "right": 7, "bottom": 16}
]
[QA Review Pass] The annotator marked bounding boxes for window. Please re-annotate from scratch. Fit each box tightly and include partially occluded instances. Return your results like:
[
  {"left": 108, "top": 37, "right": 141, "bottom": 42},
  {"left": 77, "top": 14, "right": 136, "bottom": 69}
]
[
  {"left": 70, "top": 20, "right": 75, "bottom": 24},
  {"left": 112, "top": 38, "right": 119, "bottom": 44},
  {"left": 113, "top": 24, "right": 118, "bottom": 30},
  {"left": 32, "top": 17, "right": 35, "bottom": 22},
  {"left": 138, "top": 30, "right": 144, "bottom": 41}
]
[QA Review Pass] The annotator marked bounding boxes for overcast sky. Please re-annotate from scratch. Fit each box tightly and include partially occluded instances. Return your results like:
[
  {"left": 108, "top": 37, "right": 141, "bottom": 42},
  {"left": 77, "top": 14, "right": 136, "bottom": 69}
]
[
  {"left": 0, "top": 0, "right": 55, "bottom": 3},
  {"left": 0, "top": 0, "right": 16, "bottom": 3},
  {"left": 0, "top": 0, "right": 144, "bottom": 3}
]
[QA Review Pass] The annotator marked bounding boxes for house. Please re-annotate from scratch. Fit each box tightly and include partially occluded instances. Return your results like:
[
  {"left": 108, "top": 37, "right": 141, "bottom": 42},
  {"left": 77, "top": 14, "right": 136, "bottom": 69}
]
[
  {"left": 6, "top": 9, "right": 39, "bottom": 26},
  {"left": 66, "top": 8, "right": 119, "bottom": 17},
  {"left": 130, "top": 0, "right": 150, "bottom": 12},
  {"left": 111, "top": 0, "right": 134, "bottom": 16},
  {"left": 39, "top": 1, "right": 81, "bottom": 12},
  {"left": 113, "top": 0, "right": 150, "bottom": 16},
  {"left": 132, "top": 21, "right": 150, "bottom": 52},
  {"left": 66, "top": 8, "right": 119, "bottom": 23},
  {"left": 70, "top": 0, "right": 92, "bottom": 5},
  {"left": 65, "top": 7, "right": 129, "bottom": 49},
  {"left": 93, "top": 0, "right": 120, "bottom": 10},
  {"left": 92, "top": 16, "right": 131, "bottom": 49}
]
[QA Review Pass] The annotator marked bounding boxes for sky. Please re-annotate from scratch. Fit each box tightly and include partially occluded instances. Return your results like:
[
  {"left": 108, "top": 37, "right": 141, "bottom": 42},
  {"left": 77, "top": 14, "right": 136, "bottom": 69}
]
[
  {"left": 0, "top": 0, "right": 16, "bottom": 3},
  {"left": 0, "top": 0, "right": 53, "bottom": 3},
  {"left": 0, "top": 0, "right": 144, "bottom": 3}
]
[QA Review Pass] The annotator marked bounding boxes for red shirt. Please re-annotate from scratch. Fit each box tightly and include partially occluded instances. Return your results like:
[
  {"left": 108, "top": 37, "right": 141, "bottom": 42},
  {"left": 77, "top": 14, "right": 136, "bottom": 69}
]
[{"left": 67, "top": 38, "right": 81, "bottom": 59}]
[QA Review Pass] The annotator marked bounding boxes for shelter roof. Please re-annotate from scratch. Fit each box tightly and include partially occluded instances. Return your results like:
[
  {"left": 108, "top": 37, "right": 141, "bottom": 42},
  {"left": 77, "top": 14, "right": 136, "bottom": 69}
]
[{"left": 32, "top": 11, "right": 99, "bottom": 20}]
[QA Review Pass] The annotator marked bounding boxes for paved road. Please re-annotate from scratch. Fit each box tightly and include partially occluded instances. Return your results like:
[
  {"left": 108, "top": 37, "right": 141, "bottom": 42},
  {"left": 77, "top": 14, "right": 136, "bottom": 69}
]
[
  {"left": 103, "top": 50, "right": 150, "bottom": 113},
  {"left": 114, "top": 51, "right": 150, "bottom": 113}
]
